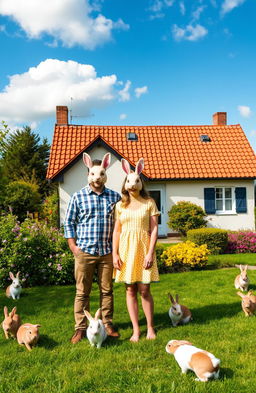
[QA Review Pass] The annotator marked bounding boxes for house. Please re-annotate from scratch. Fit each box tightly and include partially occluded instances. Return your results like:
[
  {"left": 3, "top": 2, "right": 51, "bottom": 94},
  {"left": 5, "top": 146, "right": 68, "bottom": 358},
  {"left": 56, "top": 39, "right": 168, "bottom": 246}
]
[{"left": 46, "top": 106, "right": 256, "bottom": 236}]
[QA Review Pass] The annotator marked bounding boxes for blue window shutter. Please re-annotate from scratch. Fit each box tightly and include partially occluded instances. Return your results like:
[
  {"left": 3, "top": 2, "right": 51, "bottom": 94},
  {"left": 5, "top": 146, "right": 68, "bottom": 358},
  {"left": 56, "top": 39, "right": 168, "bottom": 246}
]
[
  {"left": 235, "top": 187, "right": 247, "bottom": 213},
  {"left": 204, "top": 188, "right": 216, "bottom": 214}
]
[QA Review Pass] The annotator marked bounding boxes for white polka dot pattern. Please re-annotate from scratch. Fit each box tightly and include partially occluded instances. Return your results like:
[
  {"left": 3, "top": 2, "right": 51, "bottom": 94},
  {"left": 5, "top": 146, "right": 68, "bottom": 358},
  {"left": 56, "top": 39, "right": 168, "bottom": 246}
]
[{"left": 114, "top": 198, "right": 160, "bottom": 284}]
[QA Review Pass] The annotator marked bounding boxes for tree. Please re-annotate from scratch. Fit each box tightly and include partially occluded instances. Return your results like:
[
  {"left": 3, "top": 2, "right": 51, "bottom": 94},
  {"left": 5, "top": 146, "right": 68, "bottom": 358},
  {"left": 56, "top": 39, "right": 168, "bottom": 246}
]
[
  {"left": 2, "top": 126, "right": 50, "bottom": 195},
  {"left": 0, "top": 121, "right": 10, "bottom": 208}
]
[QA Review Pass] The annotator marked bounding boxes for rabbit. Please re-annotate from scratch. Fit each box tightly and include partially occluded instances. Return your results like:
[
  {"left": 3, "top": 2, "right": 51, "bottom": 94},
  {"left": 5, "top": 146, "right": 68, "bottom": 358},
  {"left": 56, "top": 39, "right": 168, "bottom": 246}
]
[
  {"left": 6, "top": 272, "right": 22, "bottom": 300},
  {"left": 2, "top": 306, "right": 21, "bottom": 339},
  {"left": 166, "top": 340, "right": 220, "bottom": 382},
  {"left": 234, "top": 265, "right": 249, "bottom": 291},
  {"left": 84, "top": 308, "right": 107, "bottom": 348},
  {"left": 17, "top": 323, "right": 41, "bottom": 351},
  {"left": 121, "top": 158, "right": 144, "bottom": 191},
  {"left": 83, "top": 152, "right": 111, "bottom": 188},
  {"left": 168, "top": 293, "right": 192, "bottom": 327},
  {"left": 237, "top": 290, "right": 256, "bottom": 316}
]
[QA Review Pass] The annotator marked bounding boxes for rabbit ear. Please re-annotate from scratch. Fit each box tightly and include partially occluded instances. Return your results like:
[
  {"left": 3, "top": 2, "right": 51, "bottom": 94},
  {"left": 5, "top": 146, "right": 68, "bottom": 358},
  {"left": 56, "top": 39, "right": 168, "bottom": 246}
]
[
  {"left": 237, "top": 291, "right": 245, "bottom": 298},
  {"left": 83, "top": 309, "right": 93, "bottom": 321},
  {"left": 83, "top": 153, "right": 93, "bottom": 169},
  {"left": 135, "top": 158, "right": 144, "bottom": 175},
  {"left": 35, "top": 324, "right": 41, "bottom": 328},
  {"left": 101, "top": 153, "right": 111, "bottom": 170},
  {"left": 4, "top": 306, "right": 8, "bottom": 318},
  {"left": 9, "top": 272, "right": 14, "bottom": 280},
  {"left": 239, "top": 265, "right": 243, "bottom": 272},
  {"left": 175, "top": 294, "right": 179, "bottom": 303},
  {"left": 95, "top": 308, "right": 102, "bottom": 320},
  {"left": 178, "top": 340, "right": 193, "bottom": 346},
  {"left": 16, "top": 271, "right": 20, "bottom": 278},
  {"left": 168, "top": 293, "right": 175, "bottom": 304},
  {"left": 10, "top": 307, "right": 17, "bottom": 318},
  {"left": 244, "top": 265, "right": 248, "bottom": 271},
  {"left": 121, "top": 159, "right": 131, "bottom": 175}
]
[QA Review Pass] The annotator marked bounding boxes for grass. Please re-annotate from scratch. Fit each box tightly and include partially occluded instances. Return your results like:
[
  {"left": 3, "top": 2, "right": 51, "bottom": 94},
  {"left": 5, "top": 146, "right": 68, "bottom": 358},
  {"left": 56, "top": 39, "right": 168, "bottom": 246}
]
[
  {"left": 208, "top": 253, "right": 256, "bottom": 268},
  {"left": 1, "top": 270, "right": 256, "bottom": 393}
]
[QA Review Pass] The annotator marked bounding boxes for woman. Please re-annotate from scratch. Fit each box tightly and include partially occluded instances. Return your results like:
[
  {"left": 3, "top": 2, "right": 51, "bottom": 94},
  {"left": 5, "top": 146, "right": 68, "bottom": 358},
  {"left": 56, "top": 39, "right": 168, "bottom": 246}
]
[{"left": 112, "top": 158, "right": 160, "bottom": 342}]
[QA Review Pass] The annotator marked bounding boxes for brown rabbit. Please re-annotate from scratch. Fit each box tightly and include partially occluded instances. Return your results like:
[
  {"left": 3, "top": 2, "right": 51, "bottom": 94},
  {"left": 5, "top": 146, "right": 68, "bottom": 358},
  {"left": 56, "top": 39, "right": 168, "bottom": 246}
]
[
  {"left": 17, "top": 323, "right": 41, "bottom": 351},
  {"left": 168, "top": 293, "right": 192, "bottom": 327},
  {"left": 237, "top": 291, "right": 256, "bottom": 316},
  {"left": 234, "top": 265, "right": 249, "bottom": 291},
  {"left": 2, "top": 306, "right": 21, "bottom": 339}
]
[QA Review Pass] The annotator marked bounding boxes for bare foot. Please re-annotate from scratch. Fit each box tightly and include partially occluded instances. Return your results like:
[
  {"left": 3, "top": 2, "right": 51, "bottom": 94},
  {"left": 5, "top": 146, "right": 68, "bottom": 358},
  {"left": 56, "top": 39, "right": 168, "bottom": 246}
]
[
  {"left": 130, "top": 331, "right": 140, "bottom": 342},
  {"left": 146, "top": 327, "right": 156, "bottom": 340}
]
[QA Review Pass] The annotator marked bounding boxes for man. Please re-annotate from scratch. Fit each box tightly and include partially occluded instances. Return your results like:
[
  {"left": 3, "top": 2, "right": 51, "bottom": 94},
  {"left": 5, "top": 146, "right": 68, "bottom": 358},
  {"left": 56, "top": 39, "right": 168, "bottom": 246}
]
[{"left": 64, "top": 152, "right": 121, "bottom": 344}]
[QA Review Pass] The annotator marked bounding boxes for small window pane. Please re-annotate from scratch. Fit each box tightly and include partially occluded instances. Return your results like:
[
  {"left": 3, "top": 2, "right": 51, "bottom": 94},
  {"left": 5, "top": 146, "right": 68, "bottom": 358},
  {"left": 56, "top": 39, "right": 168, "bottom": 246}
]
[
  {"left": 216, "top": 200, "right": 223, "bottom": 210},
  {"left": 225, "top": 188, "right": 232, "bottom": 198},
  {"left": 225, "top": 200, "right": 232, "bottom": 210},
  {"left": 216, "top": 188, "right": 223, "bottom": 198}
]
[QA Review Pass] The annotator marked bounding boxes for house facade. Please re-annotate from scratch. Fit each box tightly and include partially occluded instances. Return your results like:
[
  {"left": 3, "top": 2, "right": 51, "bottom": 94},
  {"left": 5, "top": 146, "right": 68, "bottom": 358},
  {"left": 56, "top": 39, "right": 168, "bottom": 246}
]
[{"left": 46, "top": 107, "right": 256, "bottom": 236}]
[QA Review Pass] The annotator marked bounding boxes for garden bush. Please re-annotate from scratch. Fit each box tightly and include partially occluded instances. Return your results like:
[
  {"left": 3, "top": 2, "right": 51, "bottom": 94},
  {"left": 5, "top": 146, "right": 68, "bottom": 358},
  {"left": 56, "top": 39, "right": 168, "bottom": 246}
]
[
  {"left": 187, "top": 227, "right": 228, "bottom": 254},
  {"left": 167, "top": 201, "right": 207, "bottom": 236},
  {"left": 226, "top": 231, "right": 256, "bottom": 254},
  {"left": 41, "top": 189, "right": 59, "bottom": 227},
  {"left": 0, "top": 214, "right": 74, "bottom": 287},
  {"left": 161, "top": 241, "right": 209, "bottom": 271},
  {"left": 155, "top": 243, "right": 169, "bottom": 273}
]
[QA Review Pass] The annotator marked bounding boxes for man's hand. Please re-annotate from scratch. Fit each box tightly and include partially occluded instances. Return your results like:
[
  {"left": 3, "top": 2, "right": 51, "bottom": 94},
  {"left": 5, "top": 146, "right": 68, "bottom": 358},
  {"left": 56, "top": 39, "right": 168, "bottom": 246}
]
[
  {"left": 113, "top": 254, "right": 122, "bottom": 270},
  {"left": 143, "top": 252, "right": 154, "bottom": 269}
]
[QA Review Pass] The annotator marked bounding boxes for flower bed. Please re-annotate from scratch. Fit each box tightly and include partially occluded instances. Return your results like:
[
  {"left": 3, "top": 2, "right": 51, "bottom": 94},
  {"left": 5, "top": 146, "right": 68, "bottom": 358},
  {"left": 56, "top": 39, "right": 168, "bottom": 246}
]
[{"left": 226, "top": 231, "right": 256, "bottom": 254}]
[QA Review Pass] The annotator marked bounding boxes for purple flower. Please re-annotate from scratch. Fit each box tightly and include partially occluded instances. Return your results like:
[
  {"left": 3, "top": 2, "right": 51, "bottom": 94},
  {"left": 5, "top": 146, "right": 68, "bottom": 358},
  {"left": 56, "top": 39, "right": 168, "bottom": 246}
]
[
  {"left": 23, "top": 237, "right": 28, "bottom": 242},
  {"left": 57, "top": 264, "right": 63, "bottom": 271},
  {"left": 2, "top": 240, "right": 7, "bottom": 243},
  {"left": 22, "top": 278, "right": 26, "bottom": 282}
]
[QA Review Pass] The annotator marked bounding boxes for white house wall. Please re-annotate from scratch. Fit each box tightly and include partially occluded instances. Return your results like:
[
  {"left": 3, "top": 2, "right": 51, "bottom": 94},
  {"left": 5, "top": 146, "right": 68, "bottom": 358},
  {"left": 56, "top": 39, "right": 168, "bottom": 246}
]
[{"left": 58, "top": 146, "right": 255, "bottom": 232}]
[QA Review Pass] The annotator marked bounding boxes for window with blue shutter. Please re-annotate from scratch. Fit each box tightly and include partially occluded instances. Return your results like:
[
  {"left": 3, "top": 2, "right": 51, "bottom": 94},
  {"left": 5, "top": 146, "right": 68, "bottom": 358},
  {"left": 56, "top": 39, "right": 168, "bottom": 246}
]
[
  {"left": 204, "top": 188, "right": 216, "bottom": 214},
  {"left": 235, "top": 187, "right": 247, "bottom": 213}
]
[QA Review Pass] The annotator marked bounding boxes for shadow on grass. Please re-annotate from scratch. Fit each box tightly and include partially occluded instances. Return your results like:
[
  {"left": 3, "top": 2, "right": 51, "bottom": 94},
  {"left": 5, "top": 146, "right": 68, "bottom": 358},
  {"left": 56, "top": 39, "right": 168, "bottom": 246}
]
[
  {"left": 37, "top": 334, "right": 59, "bottom": 350},
  {"left": 191, "top": 302, "right": 241, "bottom": 324},
  {"left": 220, "top": 367, "right": 234, "bottom": 380}
]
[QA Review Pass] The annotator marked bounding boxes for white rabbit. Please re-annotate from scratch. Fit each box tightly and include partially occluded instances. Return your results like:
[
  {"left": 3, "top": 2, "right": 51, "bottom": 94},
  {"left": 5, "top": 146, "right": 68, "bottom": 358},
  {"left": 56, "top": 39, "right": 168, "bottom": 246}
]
[
  {"left": 2, "top": 306, "right": 21, "bottom": 339},
  {"left": 121, "top": 158, "right": 144, "bottom": 191},
  {"left": 6, "top": 272, "right": 22, "bottom": 300},
  {"left": 83, "top": 152, "right": 111, "bottom": 188},
  {"left": 166, "top": 340, "right": 220, "bottom": 382},
  {"left": 84, "top": 308, "right": 107, "bottom": 348},
  {"left": 168, "top": 293, "right": 192, "bottom": 327},
  {"left": 234, "top": 265, "right": 249, "bottom": 291}
]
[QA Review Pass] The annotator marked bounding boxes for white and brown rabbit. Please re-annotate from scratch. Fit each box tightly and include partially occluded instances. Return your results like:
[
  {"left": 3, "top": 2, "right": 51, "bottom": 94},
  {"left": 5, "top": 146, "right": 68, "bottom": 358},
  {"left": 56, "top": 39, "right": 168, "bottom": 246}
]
[
  {"left": 17, "top": 323, "right": 41, "bottom": 351},
  {"left": 121, "top": 158, "right": 144, "bottom": 191},
  {"left": 84, "top": 308, "right": 107, "bottom": 348},
  {"left": 2, "top": 306, "right": 21, "bottom": 339},
  {"left": 168, "top": 293, "right": 192, "bottom": 327},
  {"left": 166, "top": 340, "right": 220, "bottom": 382},
  {"left": 83, "top": 152, "right": 111, "bottom": 188},
  {"left": 6, "top": 272, "right": 22, "bottom": 300},
  {"left": 234, "top": 265, "right": 249, "bottom": 291},
  {"left": 237, "top": 290, "right": 256, "bottom": 316}
]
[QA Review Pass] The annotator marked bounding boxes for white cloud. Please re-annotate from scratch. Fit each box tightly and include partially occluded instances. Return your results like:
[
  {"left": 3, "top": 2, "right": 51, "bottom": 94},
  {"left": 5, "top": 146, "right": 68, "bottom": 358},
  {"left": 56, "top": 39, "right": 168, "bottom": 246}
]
[
  {"left": 0, "top": 59, "right": 123, "bottom": 125},
  {"left": 192, "top": 6, "right": 206, "bottom": 21},
  {"left": 179, "top": 1, "right": 186, "bottom": 15},
  {"left": 238, "top": 105, "right": 252, "bottom": 118},
  {"left": 148, "top": 0, "right": 174, "bottom": 18},
  {"left": 135, "top": 86, "right": 148, "bottom": 98},
  {"left": 118, "top": 80, "right": 131, "bottom": 102},
  {"left": 0, "top": 0, "right": 129, "bottom": 49},
  {"left": 221, "top": 0, "right": 246, "bottom": 15},
  {"left": 172, "top": 24, "right": 208, "bottom": 41},
  {"left": 119, "top": 113, "right": 127, "bottom": 120}
]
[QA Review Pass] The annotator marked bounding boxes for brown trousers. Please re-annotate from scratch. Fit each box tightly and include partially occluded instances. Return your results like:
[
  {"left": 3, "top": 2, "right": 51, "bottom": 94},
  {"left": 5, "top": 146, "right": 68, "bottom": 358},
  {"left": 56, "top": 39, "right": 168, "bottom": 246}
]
[{"left": 74, "top": 251, "right": 114, "bottom": 330}]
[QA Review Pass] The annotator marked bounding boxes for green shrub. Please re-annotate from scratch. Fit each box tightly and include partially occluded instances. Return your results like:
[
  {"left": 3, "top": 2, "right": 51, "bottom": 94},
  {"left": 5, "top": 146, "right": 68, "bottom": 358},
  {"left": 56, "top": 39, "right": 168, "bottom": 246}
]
[
  {"left": 167, "top": 201, "right": 207, "bottom": 236},
  {"left": 0, "top": 214, "right": 74, "bottom": 287},
  {"left": 41, "top": 190, "right": 59, "bottom": 227},
  {"left": 187, "top": 227, "right": 228, "bottom": 254},
  {"left": 155, "top": 243, "right": 170, "bottom": 273},
  {"left": 161, "top": 241, "right": 209, "bottom": 271}
]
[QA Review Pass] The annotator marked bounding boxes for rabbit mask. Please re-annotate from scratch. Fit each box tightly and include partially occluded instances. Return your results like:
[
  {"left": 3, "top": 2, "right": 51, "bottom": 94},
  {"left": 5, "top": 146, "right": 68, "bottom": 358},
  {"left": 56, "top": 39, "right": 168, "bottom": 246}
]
[
  {"left": 121, "top": 158, "right": 144, "bottom": 192},
  {"left": 83, "top": 153, "right": 111, "bottom": 188}
]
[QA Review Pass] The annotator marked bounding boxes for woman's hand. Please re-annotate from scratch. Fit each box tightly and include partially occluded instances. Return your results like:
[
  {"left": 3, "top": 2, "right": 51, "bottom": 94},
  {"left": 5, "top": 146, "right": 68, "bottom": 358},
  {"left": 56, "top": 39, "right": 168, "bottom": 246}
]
[
  {"left": 143, "top": 252, "right": 154, "bottom": 269},
  {"left": 113, "top": 254, "right": 122, "bottom": 270}
]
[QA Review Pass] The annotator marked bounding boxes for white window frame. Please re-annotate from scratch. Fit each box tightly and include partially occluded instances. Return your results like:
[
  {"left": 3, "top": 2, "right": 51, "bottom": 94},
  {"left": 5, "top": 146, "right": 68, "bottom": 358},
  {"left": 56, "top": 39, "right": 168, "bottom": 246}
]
[{"left": 215, "top": 187, "right": 236, "bottom": 214}]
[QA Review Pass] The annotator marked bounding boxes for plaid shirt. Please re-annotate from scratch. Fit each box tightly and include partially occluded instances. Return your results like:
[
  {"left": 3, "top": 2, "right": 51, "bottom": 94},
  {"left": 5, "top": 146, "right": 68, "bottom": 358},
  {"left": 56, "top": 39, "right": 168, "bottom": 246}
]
[{"left": 64, "top": 185, "right": 121, "bottom": 256}]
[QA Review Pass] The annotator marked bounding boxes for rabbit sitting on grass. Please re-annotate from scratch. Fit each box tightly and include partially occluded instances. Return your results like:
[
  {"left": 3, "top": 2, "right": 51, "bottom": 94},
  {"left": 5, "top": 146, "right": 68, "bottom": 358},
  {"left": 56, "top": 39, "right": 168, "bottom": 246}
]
[
  {"left": 6, "top": 272, "right": 22, "bottom": 300},
  {"left": 84, "top": 309, "right": 107, "bottom": 348}
]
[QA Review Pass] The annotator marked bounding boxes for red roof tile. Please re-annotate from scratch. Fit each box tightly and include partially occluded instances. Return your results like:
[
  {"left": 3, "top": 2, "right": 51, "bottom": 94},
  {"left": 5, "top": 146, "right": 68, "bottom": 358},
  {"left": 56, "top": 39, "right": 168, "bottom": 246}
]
[{"left": 46, "top": 124, "right": 256, "bottom": 180}]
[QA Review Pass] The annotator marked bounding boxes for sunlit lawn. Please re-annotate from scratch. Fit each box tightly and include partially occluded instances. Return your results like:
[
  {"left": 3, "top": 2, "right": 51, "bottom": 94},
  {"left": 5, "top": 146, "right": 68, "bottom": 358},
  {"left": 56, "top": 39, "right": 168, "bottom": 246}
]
[{"left": 1, "top": 268, "right": 256, "bottom": 393}]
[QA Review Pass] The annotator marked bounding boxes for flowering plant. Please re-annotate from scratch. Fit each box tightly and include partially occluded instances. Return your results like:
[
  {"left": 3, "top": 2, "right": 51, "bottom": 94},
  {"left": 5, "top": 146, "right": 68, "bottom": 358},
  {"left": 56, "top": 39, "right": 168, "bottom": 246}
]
[{"left": 226, "top": 231, "right": 256, "bottom": 254}]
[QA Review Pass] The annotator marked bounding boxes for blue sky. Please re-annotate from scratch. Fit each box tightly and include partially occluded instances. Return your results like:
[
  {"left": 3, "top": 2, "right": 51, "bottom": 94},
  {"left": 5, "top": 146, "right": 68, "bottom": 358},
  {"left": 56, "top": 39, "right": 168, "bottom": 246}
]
[{"left": 0, "top": 0, "right": 255, "bottom": 152}]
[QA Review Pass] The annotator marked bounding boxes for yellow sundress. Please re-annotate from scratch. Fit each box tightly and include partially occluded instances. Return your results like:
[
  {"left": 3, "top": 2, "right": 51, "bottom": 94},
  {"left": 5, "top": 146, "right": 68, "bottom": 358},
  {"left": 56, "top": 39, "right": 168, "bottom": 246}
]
[{"left": 114, "top": 198, "right": 160, "bottom": 284}]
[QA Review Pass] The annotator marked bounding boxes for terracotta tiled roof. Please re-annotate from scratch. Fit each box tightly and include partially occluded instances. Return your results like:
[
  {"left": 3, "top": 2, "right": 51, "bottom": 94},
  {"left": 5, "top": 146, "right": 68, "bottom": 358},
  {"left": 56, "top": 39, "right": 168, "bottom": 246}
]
[{"left": 46, "top": 124, "right": 256, "bottom": 180}]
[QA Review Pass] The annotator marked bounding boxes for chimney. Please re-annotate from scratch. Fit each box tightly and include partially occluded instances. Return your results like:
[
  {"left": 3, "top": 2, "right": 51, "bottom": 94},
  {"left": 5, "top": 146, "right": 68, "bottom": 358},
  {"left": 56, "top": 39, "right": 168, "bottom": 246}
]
[
  {"left": 56, "top": 106, "right": 68, "bottom": 125},
  {"left": 212, "top": 112, "right": 227, "bottom": 126}
]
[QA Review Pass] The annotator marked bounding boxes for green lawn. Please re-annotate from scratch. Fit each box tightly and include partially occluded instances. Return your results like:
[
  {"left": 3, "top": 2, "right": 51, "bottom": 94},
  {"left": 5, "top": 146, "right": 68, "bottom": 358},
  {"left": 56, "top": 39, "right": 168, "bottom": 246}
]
[{"left": 1, "top": 269, "right": 256, "bottom": 393}]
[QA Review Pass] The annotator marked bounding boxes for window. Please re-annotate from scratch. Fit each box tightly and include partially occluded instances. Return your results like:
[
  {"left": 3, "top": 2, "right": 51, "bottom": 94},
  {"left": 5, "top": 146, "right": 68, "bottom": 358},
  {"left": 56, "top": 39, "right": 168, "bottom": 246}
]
[{"left": 215, "top": 187, "right": 235, "bottom": 213}]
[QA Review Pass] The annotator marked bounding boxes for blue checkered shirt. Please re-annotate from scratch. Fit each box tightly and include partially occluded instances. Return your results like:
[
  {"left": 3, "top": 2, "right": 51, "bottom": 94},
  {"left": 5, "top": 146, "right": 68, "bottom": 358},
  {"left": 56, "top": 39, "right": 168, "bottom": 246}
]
[{"left": 64, "top": 185, "right": 121, "bottom": 256}]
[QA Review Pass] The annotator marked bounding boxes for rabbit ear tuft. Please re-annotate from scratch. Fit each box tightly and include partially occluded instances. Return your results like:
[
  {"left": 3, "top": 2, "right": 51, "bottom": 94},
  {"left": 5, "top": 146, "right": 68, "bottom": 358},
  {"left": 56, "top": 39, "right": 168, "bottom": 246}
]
[
  {"left": 83, "top": 153, "right": 93, "bottom": 169},
  {"left": 175, "top": 294, "right": 179, "bottom": 303},
  {"left": 101, "top": 153, "right": 111, "bottom": 170},
  {"left": 9, "top": 272, "right": 15, "bottom": 280},
  {"left": 16, "top": 271, "right": 20, "bottom": 278},
  {"left": 10, "top": 307, "right": 17, "bottom": 317},
  {"left": 84, "top": 309, "right": 93, "bottom": 321},
  {"left": 135, "top": 158, "right": 144, "bottom": 175},
  {"left": 95, "top": 309, "right": 102, "bottom": 320},
  {"left": 121, "top": 159, "right": 131, "bottom": 175},
  {"left": 168, "top": 293, "right": 175, "bottom": 303}
]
